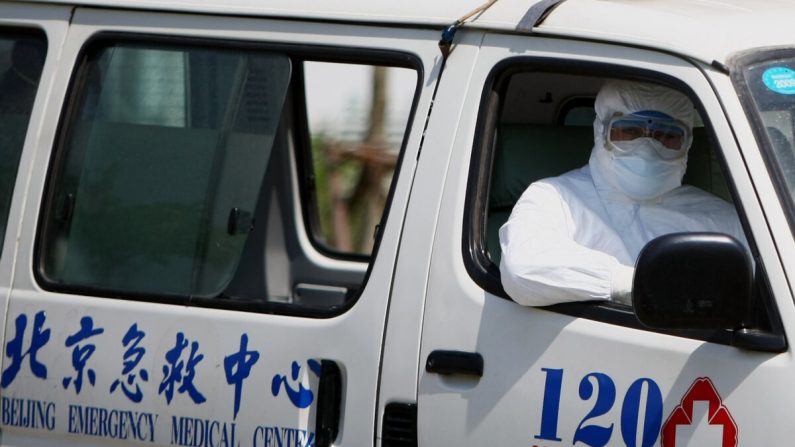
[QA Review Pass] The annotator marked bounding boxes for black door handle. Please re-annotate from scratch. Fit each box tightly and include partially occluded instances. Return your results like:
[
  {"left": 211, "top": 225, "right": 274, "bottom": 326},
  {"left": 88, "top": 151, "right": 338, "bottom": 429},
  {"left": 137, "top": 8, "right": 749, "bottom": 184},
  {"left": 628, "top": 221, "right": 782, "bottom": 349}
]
[
  {"left": 315, "top": 360, "right": 342, "bottom": 447},
  {"left": 426, "top": 350, "right": 484, "bottom": 377}
]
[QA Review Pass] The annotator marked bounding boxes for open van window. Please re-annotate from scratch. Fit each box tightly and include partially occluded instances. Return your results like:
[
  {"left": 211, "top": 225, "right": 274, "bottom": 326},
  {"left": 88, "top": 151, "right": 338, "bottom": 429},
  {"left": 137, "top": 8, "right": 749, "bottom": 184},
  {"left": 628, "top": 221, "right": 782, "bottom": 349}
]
[
  {"left": 479, "top": 71, "right": 733, "bottom": 267},
  {"left": 464, "top": 64, "right": 780, "bottom": 344}
]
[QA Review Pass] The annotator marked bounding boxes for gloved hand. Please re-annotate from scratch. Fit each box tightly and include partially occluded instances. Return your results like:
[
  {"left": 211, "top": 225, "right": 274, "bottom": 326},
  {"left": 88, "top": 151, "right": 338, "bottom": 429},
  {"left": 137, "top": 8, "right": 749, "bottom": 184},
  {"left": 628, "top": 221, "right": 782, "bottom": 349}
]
[{"left": 610, "top": 264, "right": 635, "bottom": 306}]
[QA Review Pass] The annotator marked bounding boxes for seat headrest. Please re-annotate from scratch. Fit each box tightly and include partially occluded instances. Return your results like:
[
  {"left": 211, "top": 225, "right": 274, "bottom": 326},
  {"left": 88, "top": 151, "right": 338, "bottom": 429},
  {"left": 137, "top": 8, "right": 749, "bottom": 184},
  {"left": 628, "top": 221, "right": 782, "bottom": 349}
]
[{"left": 489, "top": 124, "right": 593, "bottom": 209}]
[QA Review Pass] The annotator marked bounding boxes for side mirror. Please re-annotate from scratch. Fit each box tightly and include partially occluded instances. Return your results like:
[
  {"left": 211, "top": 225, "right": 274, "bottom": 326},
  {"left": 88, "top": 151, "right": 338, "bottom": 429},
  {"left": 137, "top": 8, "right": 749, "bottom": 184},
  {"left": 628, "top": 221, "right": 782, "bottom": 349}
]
[{"left": 633, "top": 232, "right": 752, "bottom": 330}]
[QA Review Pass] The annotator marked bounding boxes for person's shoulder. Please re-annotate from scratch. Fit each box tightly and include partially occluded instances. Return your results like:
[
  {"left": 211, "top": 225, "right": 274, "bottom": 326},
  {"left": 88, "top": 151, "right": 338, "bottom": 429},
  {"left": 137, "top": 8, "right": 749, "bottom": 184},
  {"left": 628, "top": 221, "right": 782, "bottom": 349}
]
[
  {"left": 664, "top": 186, "right": 745, "bottom": 241},
  {"left": 512, "top": 165, "right": 592, "bottom": 208},
  {"left": 667, "top": 185, "right": 727, "bottom": 201},
  {"left": 535, "top": 165, "right": 591, "bottom": 190}
]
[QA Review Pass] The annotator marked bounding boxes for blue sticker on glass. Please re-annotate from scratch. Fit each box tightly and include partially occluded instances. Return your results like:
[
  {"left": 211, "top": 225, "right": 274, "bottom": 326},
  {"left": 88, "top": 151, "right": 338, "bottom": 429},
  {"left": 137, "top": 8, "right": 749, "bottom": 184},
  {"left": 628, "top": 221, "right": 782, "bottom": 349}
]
[{"left": 763, "top": 66, "right": 795, "bottom": 95}]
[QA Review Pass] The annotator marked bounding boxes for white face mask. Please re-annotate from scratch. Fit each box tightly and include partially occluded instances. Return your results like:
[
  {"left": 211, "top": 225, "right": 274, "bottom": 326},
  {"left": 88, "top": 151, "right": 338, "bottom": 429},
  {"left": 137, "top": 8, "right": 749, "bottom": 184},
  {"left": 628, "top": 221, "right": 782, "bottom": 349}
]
[{"left": 609, "top": 139, "right": 687, "bottom": 200}]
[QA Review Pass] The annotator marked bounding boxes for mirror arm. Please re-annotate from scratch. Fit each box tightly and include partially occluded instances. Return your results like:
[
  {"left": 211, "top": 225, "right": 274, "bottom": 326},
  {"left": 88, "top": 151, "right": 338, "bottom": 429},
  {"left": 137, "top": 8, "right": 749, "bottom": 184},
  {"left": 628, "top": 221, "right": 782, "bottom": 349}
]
[{"left": 732, "top": 327, "right": 787, "bottom": 353}]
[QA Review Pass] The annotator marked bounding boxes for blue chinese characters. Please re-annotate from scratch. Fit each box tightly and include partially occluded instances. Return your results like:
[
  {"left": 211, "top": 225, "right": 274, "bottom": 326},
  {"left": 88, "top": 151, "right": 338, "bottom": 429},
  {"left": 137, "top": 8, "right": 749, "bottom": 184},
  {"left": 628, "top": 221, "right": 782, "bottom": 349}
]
[
  {"left": 272, "top": 360, "right": 321, "bottom": 409},
  {"left": 159, "top": 332, "right": 206, "bottom": 405},
  {"left": 1, "top": 311, "right": 55, "bottom": 431},
  {"left": 1, "top": 311, "right": 51, "bottom": 388},
  {"left": 224, "top": 334, "right": 260, "bottom": 419},
  {"left": 63, "top": 316, "right": 104, "bottom": 394},
  {"left": 1, "top": 310, "right": 323, "bottom": 445},
  {"left": 110, "top": 323, "right": 149, "bottom": 403}
]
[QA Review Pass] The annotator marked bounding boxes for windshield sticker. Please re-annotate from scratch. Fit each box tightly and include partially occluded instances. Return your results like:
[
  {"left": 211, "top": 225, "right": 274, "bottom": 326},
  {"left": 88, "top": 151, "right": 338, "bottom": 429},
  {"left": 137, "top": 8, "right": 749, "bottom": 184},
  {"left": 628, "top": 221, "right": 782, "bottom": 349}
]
[{"left": 762, "top": 66, "right": 795, "bottom": 95}]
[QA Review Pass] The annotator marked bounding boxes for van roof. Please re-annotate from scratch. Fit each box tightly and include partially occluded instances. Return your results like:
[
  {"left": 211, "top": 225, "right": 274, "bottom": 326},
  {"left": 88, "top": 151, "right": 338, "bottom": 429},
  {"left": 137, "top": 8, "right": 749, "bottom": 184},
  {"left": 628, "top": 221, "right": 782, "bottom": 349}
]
[
  {"left": 527, "top": 0, "right": 795, "bottom": 65},
  {"left": 23, "top": 0, "right": 795, "bottom": 64}
]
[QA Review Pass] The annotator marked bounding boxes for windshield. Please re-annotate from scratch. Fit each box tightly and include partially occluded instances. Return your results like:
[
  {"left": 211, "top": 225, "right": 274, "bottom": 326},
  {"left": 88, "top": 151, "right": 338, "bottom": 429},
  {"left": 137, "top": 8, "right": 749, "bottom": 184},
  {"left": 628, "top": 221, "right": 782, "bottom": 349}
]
[{"left": 737, "top": 51, "right": 795, "bottom": 202}]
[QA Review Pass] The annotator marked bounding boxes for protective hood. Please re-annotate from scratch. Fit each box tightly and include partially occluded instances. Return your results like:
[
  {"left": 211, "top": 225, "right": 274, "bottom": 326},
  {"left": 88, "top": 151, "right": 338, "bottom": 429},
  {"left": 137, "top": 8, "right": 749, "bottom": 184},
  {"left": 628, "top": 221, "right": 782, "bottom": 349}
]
[{"left": 589, "top": 80, "right": 694, "bottom": 201}]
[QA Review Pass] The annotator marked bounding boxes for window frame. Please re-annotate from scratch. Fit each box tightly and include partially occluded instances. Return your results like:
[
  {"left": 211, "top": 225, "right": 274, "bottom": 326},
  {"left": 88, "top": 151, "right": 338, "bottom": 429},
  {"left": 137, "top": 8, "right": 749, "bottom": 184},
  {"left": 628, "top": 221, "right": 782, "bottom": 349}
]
[
  {"left": 462, "top": 56, "right": 784, "bottom": 346},
  {"left": 33, "top": 31, "right": 423, "bottom": 318}
]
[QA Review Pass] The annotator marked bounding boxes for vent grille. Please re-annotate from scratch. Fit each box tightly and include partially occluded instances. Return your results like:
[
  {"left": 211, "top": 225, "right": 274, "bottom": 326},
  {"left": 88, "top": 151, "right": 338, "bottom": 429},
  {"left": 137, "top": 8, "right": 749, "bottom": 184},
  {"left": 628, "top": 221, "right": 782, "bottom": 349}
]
[{"left": 382, "top": 403, "right": 417, "bottom": 447}]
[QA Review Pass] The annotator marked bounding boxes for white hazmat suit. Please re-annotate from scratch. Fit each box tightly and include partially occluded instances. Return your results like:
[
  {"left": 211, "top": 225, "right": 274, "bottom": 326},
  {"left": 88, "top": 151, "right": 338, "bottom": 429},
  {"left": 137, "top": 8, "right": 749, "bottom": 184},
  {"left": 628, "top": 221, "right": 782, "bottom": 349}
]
[{"left": 499, "top": 80, "right": 746, "bottom": 306}]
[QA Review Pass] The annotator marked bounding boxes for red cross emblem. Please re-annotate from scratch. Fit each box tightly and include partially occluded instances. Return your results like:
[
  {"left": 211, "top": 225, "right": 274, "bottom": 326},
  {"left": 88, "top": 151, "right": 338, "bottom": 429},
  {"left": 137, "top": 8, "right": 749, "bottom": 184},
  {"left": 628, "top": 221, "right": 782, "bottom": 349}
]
[{"left": 661, "top": 377, "right": 737, "bottom": 447}]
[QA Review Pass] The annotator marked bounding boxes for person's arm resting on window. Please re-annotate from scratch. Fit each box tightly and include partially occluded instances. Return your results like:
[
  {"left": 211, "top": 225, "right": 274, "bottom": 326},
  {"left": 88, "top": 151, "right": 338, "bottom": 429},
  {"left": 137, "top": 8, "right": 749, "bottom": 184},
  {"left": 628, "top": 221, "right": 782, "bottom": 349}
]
[{"left": 499, "top": 181, "right": 633, "bottom": 306}]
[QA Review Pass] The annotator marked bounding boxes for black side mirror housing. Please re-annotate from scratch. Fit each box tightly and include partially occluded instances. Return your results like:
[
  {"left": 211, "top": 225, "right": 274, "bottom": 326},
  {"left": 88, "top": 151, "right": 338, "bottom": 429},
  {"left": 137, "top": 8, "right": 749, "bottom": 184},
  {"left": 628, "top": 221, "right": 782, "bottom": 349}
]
[{"left": 633, "top": 232, "right": 752, "bottom": 330}]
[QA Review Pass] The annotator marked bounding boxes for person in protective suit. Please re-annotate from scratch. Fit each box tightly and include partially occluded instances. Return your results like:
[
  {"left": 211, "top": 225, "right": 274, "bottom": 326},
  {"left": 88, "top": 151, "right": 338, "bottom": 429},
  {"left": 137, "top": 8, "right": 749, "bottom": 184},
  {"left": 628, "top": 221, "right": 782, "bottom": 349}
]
[{"left": 499, "top": 80, "right": 746, "bottom": 307}]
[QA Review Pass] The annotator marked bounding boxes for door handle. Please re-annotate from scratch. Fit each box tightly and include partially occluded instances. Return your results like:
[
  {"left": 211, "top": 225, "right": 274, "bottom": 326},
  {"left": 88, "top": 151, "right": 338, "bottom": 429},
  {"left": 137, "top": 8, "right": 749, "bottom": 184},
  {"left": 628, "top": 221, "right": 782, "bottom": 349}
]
[
  {"left": 425, "top": 350, "right": 484, "bottom": 377},
  {"left": 315, "top": 360, "right": 342, "bottom": 447}
]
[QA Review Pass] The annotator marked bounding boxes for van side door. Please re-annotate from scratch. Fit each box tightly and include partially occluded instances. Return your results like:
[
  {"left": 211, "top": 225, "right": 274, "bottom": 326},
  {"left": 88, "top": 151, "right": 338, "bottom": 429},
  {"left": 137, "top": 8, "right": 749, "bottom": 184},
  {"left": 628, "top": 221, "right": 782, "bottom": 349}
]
[
  {"left": 2, "top": 7, "right": 440, "bottom": 446},
  {"left": 416, "top": 32, "right": 791, "bottom": 446}
]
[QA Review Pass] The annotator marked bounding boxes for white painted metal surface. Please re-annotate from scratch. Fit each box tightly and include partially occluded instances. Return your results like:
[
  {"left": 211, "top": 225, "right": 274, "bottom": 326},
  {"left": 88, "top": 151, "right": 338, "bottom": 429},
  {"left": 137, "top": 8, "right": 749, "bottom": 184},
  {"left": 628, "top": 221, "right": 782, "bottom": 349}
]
[
  {"left": 20, "top": 0, "right": 496, "bottom": 27},
  {"left": 18, "top": 0, "right": 795, "bottom": 64},
  {"left": 416, "top": 33, "right": 795, "bottom": 445},
  {"left": 0, "top": 5, "right": 442, "bottom": 447},
  {"left": 534, "top": 0, "right": 795, "bottom": 64}
]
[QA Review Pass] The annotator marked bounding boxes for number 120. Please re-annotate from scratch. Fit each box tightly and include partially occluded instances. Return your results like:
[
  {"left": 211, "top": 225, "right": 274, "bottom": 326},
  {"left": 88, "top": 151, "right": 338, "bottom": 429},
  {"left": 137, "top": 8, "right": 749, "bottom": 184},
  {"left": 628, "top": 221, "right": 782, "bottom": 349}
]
[{"left": 536, "top": 368, "right": 663, "bottom": 447}]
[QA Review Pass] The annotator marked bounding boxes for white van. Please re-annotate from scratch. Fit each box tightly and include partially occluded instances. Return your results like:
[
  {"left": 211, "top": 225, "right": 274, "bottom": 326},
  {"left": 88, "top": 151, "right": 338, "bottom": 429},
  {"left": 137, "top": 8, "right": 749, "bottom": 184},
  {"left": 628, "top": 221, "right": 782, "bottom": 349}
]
[{"left": 0, "top": 0, "right": 793, "bottom": 445}]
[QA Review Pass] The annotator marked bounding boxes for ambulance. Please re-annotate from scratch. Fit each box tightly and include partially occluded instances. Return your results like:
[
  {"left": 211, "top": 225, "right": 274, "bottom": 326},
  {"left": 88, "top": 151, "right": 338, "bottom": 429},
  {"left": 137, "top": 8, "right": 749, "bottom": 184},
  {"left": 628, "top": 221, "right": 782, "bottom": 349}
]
[{"left": 0, "top": 0, "right": 792, "bottom": 445}]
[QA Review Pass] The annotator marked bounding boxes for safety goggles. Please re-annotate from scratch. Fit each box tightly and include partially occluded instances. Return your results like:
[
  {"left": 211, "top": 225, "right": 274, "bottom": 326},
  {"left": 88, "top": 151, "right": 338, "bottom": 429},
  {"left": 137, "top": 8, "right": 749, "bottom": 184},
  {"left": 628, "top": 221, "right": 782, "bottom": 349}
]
[{"left": 606, "top": 111, "right": 692, "bottom": 159}]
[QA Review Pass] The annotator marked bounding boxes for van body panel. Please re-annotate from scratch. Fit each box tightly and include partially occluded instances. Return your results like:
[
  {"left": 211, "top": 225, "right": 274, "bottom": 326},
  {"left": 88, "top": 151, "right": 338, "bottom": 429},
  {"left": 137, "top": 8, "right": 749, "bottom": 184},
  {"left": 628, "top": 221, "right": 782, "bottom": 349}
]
[
  {"left": 416, "top": 33, "right": 794, "bottom": 445},
  {"left": 705, "top": 72, "right": 795, "bottom": 311},
  {"left": 0, "top": 1, "right": 793, "bottom": 446},
  {"left": 19, "top": 0, "right": 795, "bottom": 65},
  {"left": 376, "top": 30, "right": 484, "bottom": 444},
  {"left": 1, "top": 6, "right": 441, "bottom": 446},
  {"left": 537, "top": 0, "right": 795, "bottom": 64},
  {"left": 0, "top": 0, "right": 72, "bottom": 414}
]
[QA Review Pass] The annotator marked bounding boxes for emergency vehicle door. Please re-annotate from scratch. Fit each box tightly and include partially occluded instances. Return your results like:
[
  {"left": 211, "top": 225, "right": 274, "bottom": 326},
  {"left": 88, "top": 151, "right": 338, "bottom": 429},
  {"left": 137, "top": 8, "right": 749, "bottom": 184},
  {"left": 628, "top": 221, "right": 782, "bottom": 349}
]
[
  {"left": 416, "top": 32, "right": 793, "bottom": 446},
  {"left": 1, "top": 6, "right": 440, "bottom": 446}
]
